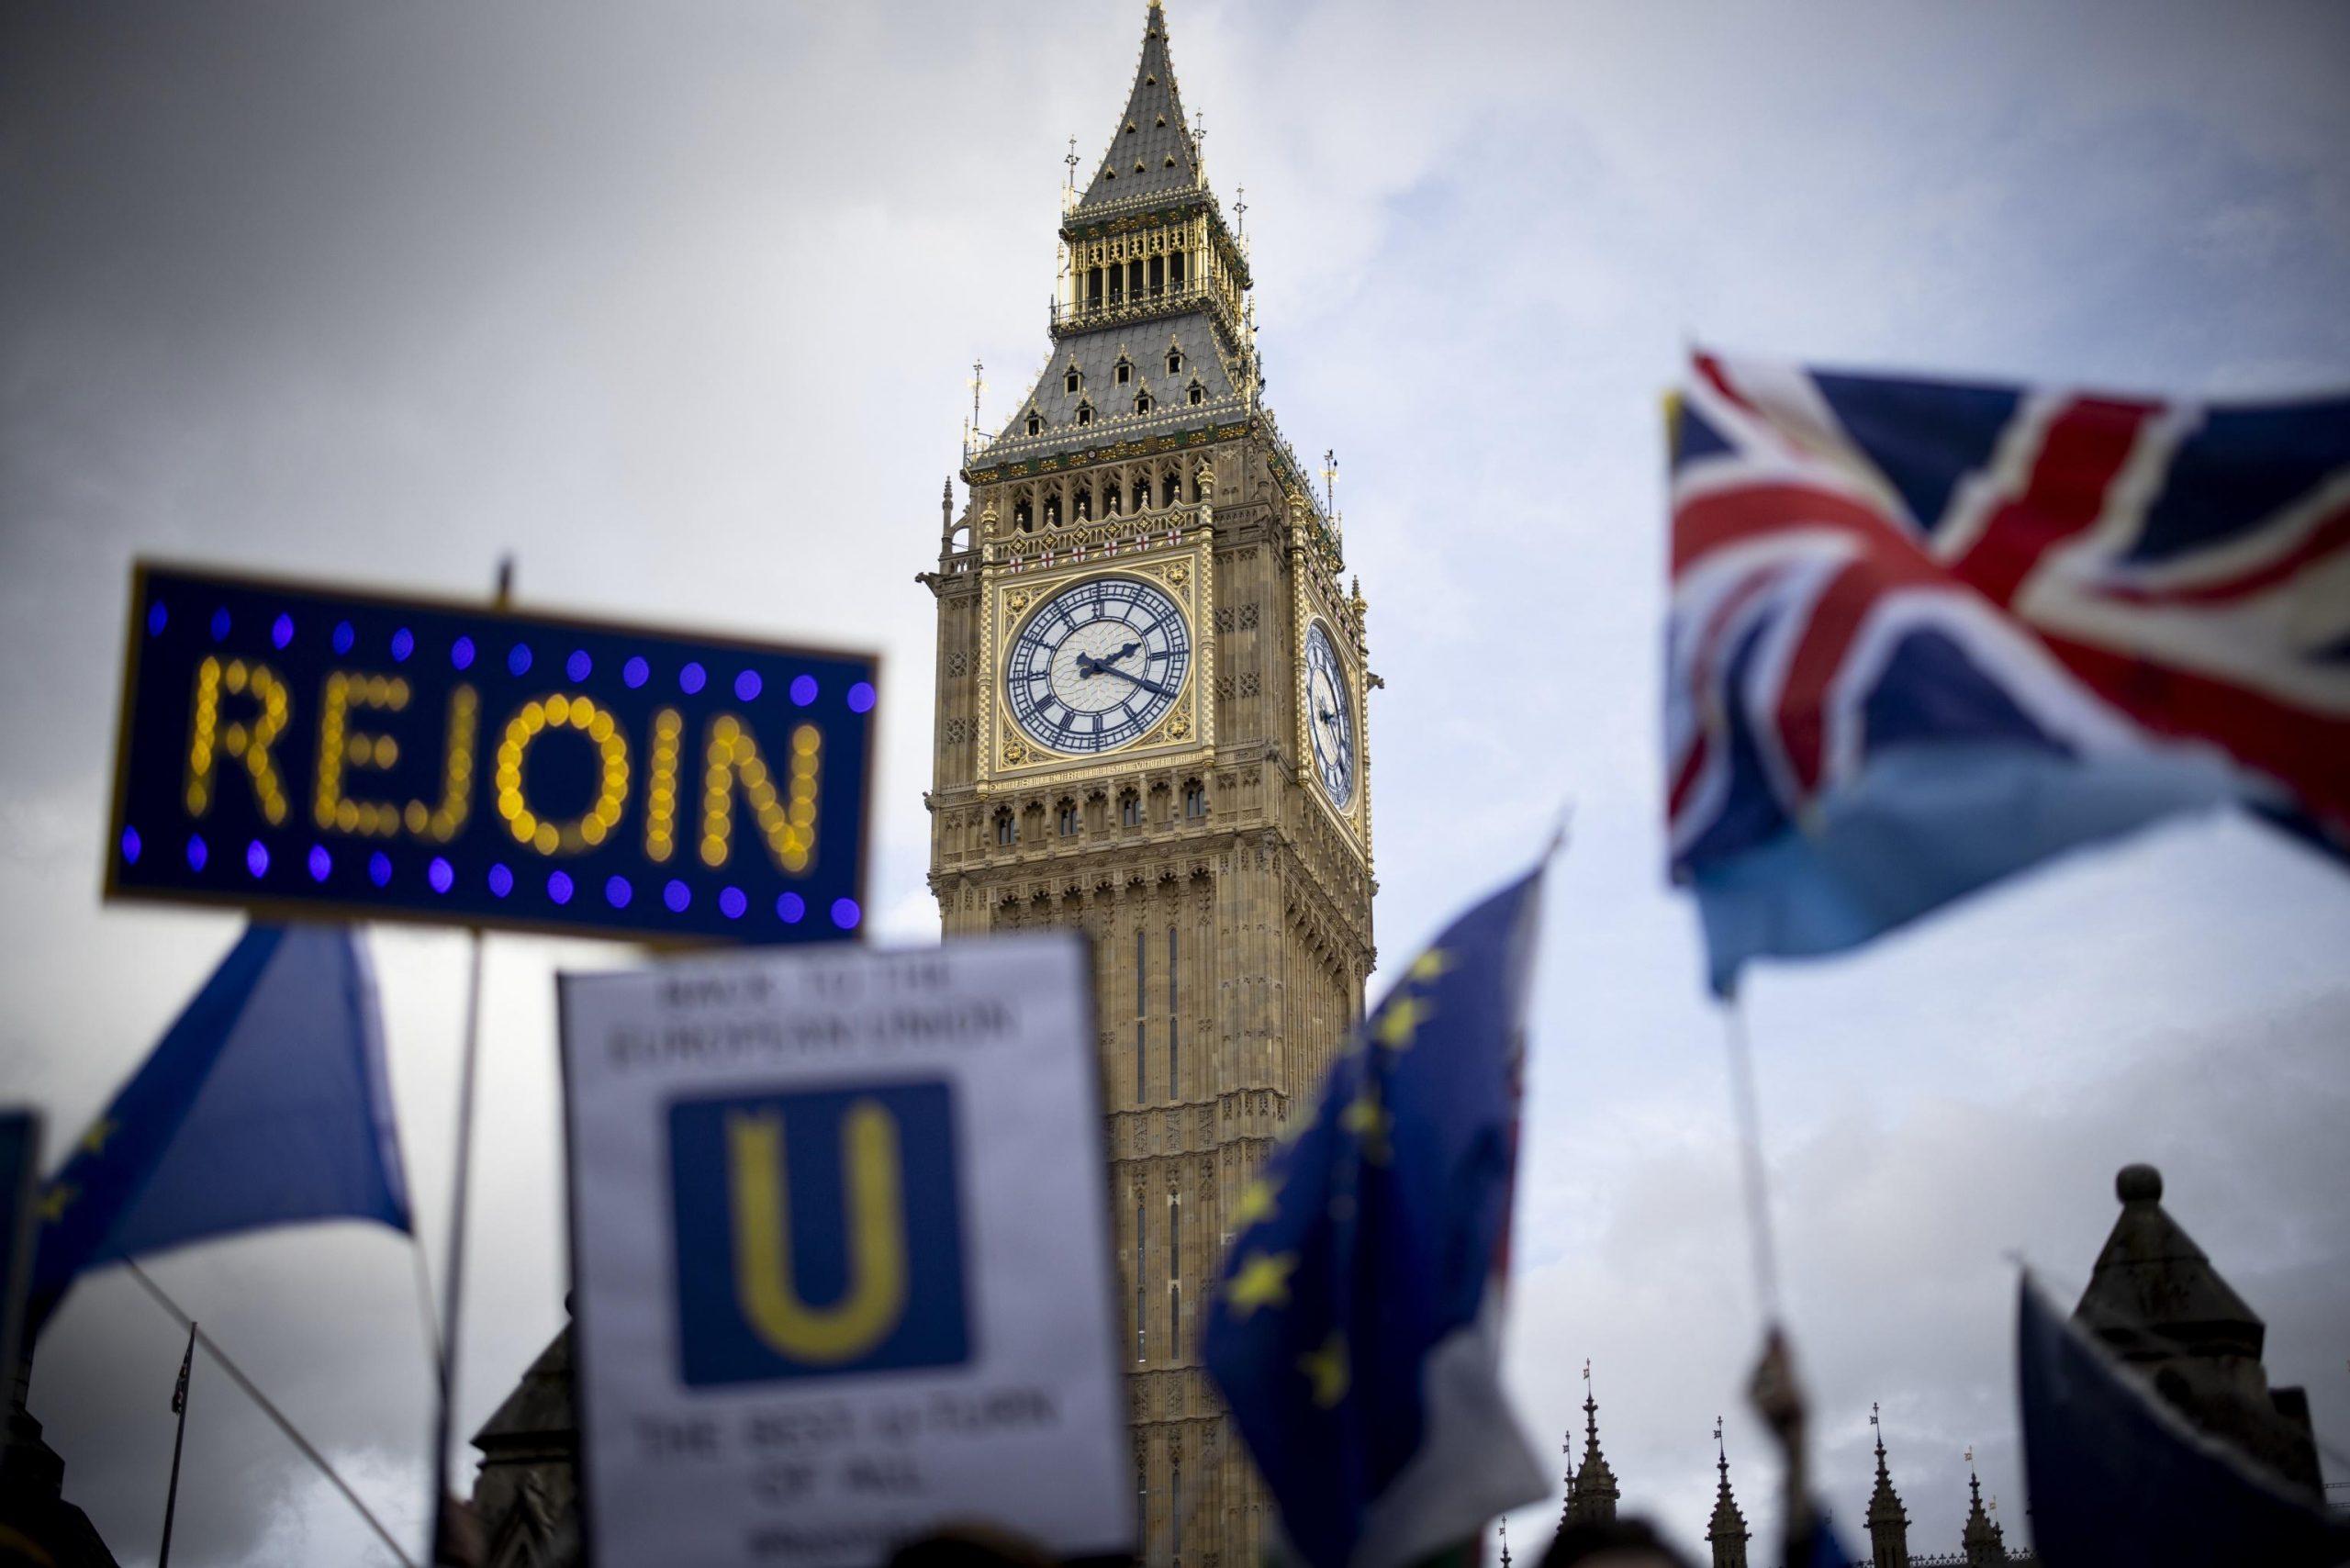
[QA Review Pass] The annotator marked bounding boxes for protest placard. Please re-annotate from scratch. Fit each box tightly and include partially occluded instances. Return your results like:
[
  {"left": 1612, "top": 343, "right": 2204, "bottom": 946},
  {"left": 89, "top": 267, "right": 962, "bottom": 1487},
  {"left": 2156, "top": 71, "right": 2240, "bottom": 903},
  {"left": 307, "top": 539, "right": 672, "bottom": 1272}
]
[{"left": 559, "top": 932, "right": 1133, "bottom": 1565}]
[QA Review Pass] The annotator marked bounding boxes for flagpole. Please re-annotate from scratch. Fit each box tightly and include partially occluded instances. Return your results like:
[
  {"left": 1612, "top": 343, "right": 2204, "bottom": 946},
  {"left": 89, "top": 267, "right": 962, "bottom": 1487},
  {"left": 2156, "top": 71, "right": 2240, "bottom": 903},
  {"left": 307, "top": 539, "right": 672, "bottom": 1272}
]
[
  {"left": 428, "top": 555, "right": 510, "bottom": 1563},
  {"left": 126, "top": 1261, "right": 418, "bottom": 1568},
  {"left": 1719, "top": 994, "right": 1783, "bottom": 1323},
  {"left": 157, "top": 1317, "right": 196, "bottom": 1568}
]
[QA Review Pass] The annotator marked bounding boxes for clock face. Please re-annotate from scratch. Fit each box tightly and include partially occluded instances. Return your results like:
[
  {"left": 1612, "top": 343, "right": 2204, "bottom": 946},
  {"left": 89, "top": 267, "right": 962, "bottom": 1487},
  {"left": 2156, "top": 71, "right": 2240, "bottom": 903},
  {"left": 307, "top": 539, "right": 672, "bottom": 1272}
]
[
  {"left": 1304, "top": 620, "right": 1355, "bottom": 807},
  {"left": 1005, "top": 576, "right": 1192, "bottom": 756}
]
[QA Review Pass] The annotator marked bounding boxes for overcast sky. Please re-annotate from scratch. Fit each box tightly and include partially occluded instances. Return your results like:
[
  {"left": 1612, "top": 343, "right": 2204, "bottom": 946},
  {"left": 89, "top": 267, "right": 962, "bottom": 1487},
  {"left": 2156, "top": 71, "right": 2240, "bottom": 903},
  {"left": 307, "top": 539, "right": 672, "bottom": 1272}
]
[{"left": 6, "top": 2, "right": 2348, "bottom": 1563}]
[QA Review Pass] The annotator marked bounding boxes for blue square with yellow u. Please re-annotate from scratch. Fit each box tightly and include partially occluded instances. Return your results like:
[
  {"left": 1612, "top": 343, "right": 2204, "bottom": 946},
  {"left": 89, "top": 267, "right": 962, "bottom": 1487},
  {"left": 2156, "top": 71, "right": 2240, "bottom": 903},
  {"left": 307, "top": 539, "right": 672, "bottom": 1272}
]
[{"left": 668, "top": 1080, "right": 969, "bottom": 1386}]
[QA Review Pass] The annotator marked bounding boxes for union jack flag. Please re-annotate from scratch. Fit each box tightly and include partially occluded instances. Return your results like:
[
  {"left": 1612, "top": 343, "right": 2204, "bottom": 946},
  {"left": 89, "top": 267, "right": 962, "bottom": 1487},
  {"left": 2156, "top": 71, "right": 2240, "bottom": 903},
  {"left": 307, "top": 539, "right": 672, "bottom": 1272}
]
[{"left": 1668, "top": 351, "right": 2349, "bottom": 993}]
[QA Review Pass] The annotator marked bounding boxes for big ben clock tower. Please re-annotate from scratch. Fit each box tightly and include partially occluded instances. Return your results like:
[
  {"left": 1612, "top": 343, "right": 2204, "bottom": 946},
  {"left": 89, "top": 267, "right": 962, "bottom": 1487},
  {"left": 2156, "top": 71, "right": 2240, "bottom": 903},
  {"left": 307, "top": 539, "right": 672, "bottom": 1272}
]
[{"left": 921, "top": 5, "right": 1374, "bottom": 1561}]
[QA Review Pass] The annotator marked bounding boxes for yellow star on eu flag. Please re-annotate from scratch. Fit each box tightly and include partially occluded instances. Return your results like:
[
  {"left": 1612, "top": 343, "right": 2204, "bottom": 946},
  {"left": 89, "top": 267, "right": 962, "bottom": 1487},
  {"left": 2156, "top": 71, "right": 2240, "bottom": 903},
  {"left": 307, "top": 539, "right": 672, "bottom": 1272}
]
[
  {"left": 1374, "top": 993, "right": 1434, "bottom": 1051},
  {"left": 38, "top": 1183, "right": 73, "bottom": 1224},
  {"left": 1408, "top": 946, "right": 1457, "bottom": 982},
  {"left": 1298, "top": 1331, "right": 1349, "bottom": 1407},
  {"left": 80, "top": 1118, "right": 117, "bottom": 1156},
  {"left": 1233, "top": 1174, "right": 1282, "bottom": 1228},
  {"left": 1338, "top": 1086, "right": 1392, "bottom": 1162},
  {"left": 1225, "top": 1249, "right": 1298, "bottom": 1318}
]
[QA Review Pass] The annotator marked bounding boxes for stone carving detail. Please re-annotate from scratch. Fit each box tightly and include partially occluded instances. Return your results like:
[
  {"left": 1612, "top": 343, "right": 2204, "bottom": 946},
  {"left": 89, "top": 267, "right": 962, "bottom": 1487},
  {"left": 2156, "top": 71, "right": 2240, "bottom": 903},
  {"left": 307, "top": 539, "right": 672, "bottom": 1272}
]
[
  {"left": 1237, "top": 603, "right": 1259, "bottom": 629},
  {"left": 1214, "top": 674, "right": 1235, "bottom": 700},
  {"left": 946, "top": 649, "right": 968, "bottom": 678},
  {"left": 1214, "top": 607, "right": 1234, "bottom": 633},
  {"left": 942, "top": 717, "right": 970, "bottom": 745}
]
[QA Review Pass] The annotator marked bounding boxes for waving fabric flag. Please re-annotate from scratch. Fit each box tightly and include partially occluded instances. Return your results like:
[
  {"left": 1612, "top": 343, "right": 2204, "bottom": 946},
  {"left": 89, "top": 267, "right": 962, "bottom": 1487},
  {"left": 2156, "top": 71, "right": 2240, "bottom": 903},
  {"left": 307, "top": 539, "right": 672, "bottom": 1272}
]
[
  {"left": 28, "top": 924, "right": 411, "bottom": 1338},
  {"left": 2017, "top": 1276, "right": 2350, "bottom": 1566},
  {"left": 1667, "top": 351, "right": 2349, "bottom": 994},
  {"left": 1201, "top": 861, "right": 1550, "bottom": 1568}
]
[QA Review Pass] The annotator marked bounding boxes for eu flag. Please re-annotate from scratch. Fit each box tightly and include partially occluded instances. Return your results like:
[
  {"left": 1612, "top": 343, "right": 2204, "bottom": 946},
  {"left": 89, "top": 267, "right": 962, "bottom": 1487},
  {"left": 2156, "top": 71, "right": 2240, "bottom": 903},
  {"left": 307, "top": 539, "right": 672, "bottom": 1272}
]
[
  {"left": 28, "top": 924, "right": 412, "bottom": 1338},
  {"left": 1201, "top": 862, "right": 1551, "bottom": 1568},
  {"left": 2018, "top": 1275, "right": 2350, "bottom": 1567}
]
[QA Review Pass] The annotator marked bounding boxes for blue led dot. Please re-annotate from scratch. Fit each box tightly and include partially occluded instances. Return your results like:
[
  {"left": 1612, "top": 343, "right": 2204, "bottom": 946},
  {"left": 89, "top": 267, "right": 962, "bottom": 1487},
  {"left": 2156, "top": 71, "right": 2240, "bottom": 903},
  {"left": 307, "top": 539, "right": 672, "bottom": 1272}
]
[
  {"left": 719, "top": 886, "right": 747, "bottom": 920},
  {"left": 272, "top": 613, "right": 295, "bottom": 649},
  {"left": 789, "top": 674, "right": 819, "bottom": 707},
  {"left": 509, "top": 644, "right": 533, "bottom": 677},
  {"left": 147, "top": 603, "right": 168, "bottom": 636},
  {"left": 567, "top": 650, "right": 592, "bottom": 682},
  {"left": 679, "top": 662, "right": 706, "bottom": 695},
  {"left": 210, "top": 608, "right": 231, "bottom": 643},
  {"left": 308, "top": 845, "right": 332, "bottom": 882},
  {"left": 391, "top": 627, "right": 415, "bottom": 663},
  {"left": 369, "top": 851, "right": 393, "bottom": 888},
  {"left": 121, "top": 826, "right": 142, "bottom": 865},
  {"left": 451, "top": 635, "right": 476, "bottom": 671},
  {"left": 830, "top": 897, "right": 861, "bottom": 931},
  {"left": 605, "top": 875, "right": 632, "bottom": 908},
  {"left": 776, "top": 891, "right": 806, "bottom": 924},
  {"left": 246, "top": 840, "right": 270, "bottom": 879},
  {"left": 734, "top": 670, "right": 762, "bottom": 701},
  {"left": 428, "top": 857, "right": 454, "bottom": 894},
  {"left": 186, "top": 834, "right": 207, "bottom": 871},
  {"left": 487, "top": 862, "right": 514, "bottom": 898},
  {"left": 547, "top": 869, "right": 574, "bottom": 905},
  {"left": 334, "top": 621, "right": 356, "bottom": 655},
  {"left": 664, "top": 879, "right": 691, "bottom": 913},
  {"left": 847, "top": 680, "right": 876, "bottom": 714},
  {"left": 623, "top": 656, "right": 650, "bottom": 689}
]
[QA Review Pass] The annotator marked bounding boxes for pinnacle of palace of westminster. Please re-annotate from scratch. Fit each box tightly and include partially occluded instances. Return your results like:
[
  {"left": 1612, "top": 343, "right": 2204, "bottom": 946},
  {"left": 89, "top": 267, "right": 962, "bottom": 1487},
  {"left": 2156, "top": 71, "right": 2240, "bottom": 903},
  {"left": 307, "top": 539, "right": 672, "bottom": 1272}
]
[{"left": 923, "top": 3, "right": 1373, "bottom": 1561}]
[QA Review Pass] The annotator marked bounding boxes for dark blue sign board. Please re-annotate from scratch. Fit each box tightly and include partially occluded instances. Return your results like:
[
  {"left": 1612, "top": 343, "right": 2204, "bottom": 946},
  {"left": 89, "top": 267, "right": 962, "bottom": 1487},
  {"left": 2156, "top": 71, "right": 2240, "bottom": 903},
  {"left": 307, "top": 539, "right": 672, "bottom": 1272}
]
[{"left": 106, "top": 563, "right": 878, "bottom": 944}]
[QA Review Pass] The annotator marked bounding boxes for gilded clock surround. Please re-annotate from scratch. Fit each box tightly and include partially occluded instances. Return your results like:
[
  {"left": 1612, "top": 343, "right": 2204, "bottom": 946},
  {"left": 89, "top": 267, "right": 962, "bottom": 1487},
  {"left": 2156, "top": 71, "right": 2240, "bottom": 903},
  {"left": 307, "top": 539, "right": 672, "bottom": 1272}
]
[{"left": 920, "top": 6, "right": 1373, "bottom": 1562}]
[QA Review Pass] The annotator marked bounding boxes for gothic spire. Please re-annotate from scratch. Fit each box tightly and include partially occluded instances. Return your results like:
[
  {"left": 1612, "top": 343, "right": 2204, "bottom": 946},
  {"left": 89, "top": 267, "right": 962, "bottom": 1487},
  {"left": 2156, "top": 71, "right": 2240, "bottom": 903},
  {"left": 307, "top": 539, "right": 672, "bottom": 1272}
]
[
  {"left": 1707, "top": 1417, "right": 1750, "bottom": 1568},
  {"left": 1961, "top": 1463, "right": 2007, "bottom": 1567},
  {"left": 1864, "top": 1404, "right": 1908, "bottom": 1568},
  {"left": 1563, "top": 1369, "right": 1619, "bottom": 1527},
  {"left": 1073, "top": 1, "right": 1206, "bottom": 215}
]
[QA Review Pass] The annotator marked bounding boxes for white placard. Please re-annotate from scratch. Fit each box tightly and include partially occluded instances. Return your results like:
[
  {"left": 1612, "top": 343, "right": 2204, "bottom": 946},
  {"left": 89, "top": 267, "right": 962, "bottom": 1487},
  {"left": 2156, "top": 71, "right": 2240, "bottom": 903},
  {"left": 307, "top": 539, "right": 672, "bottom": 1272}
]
[{"left": 558, "top": 934, "right": 1133, "bottom": 1566}]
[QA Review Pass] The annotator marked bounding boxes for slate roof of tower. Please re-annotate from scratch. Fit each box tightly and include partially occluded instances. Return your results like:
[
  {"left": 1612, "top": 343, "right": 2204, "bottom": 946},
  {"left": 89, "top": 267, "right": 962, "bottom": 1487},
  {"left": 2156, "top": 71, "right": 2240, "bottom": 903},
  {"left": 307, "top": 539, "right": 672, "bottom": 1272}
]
[
  {"left": 2073, "top": 1162, "right": 2264, "bottom": 1364},
  {"left": 1075, "top": 2, "right": 1205, "bottom": 215}
]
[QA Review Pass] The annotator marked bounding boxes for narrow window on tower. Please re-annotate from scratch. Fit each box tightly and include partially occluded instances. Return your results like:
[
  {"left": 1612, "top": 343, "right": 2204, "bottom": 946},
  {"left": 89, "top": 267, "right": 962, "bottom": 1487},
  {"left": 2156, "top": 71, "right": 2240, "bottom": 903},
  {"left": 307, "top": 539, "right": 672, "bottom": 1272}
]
[
  {"left": 1167, "top": 347, "right": 1183, "bottom": 375},
  {"left": 1135, "top": 1193, "right": 1147, "bottom": 1362},
  {"left": 1188, "top": 380, "right": 1205, "bottom": 406},
  {"left": 1162, "top": 468, "right": 1181, "bottom": 508},
  {"left": 1136, "top": 926, "right": 1147, "bottom": 1102},
  {"left": 1066, "top": 366, "right": 1082, "bottom": 395},
  {"left": 1169, "top": 249, "right": 1186, "bottom": 290},
  {"left": 1115, "top": 357, "right": 1132, "bottom": 386},
  {"left": 1025, "top": 412, "right": 1042, "bottom": 436},
  {"left": 1148, "top": 254, "right": 1164, "bottom": 297},
  {"left": 1184, "top": 780, "right": 1206, "bottom": 818},
  {"left": 1121, "top": 790, "right": 1142, "bottom": 828},
  {"left": 1168, "top": 924, "right": 1180, "bottom": 1097},
  {"left": 1044, "top": 493, "right": 1061, "bottom": 528},
  {"left": 1058, "top": 800, "right": 1079, "bottom": 836},
  {"left": 994, "top": 809, "right": 1014, "bottom": 846},
  {"left": 1136, "top": 392, "right": 1153, "bottom": 416},
  {"left": 1076, "top": 403, "right": 1094, "bottom": 429},
  {"left": 1170, "top": 1461, "right": 1182, "bottom": 1562}
]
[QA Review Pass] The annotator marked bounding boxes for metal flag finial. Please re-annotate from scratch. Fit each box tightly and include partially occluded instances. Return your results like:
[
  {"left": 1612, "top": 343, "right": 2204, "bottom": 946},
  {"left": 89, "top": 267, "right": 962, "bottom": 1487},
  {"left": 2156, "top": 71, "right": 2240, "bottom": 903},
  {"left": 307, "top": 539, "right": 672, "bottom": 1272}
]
[
  {"left": 1066, "top": 134, "right": 1079, "bottom": 189},
  {"left": 1234, "top": 182, "right": 1248, "bottom": 240},
  {"left": 1322, "top": 448, "right": 1338, "bottom": 516}
]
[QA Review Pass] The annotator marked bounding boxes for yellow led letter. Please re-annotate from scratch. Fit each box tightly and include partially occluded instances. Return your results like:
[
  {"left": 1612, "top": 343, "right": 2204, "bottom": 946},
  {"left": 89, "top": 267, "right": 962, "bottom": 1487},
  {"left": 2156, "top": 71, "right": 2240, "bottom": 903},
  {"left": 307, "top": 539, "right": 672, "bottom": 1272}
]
[
  {"left": 185, "top": 657, "right": 292, "bottom": 824},
  {"left": 314, "top": 671, "right": 411, "bottom": 837},
  {"left": 401, "top": 685, "right": 478, "bottom": 842},
  {"left": 494, "top": 692, "right": 630, "bottom": 856},
  {"left": 699, "top": 716, "right": 819, "bottom": 873},
  {"left": 644, "top": 709, "right": 683, "bottom": 862}
]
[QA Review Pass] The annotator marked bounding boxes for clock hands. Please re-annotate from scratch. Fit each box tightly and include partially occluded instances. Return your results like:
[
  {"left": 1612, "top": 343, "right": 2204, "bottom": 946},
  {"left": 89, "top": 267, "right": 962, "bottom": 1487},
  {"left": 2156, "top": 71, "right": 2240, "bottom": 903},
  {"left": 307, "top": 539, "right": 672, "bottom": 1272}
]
[{"left": 1085, "top": 663, "right": 1176, "bottom": 699}]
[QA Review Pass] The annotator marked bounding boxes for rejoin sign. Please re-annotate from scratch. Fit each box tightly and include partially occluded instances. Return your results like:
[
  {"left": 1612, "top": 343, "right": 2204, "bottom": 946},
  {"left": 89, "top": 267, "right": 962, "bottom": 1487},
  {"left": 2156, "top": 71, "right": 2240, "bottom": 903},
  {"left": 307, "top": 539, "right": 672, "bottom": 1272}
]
[{"left": 106, "top": 562, "right": 877, "bottom": 943}]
